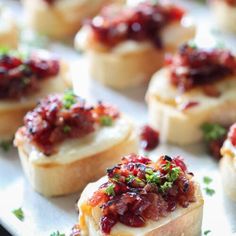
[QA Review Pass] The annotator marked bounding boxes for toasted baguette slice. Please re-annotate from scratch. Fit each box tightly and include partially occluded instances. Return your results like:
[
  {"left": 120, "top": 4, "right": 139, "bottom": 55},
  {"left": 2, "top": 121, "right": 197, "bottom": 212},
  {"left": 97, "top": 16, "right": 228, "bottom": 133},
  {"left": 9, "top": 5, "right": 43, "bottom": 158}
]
[
  {"left": 146, "top": 68, "right": 236, "bottom": 145},
  {"left": 0, "top": 7, "right": 18, "bottom": 48},
  {"left": 75, "top": 21, "right": 195, "bottom": 89},
  {"left": 0, "top": 61, "right": 69, "bottom": 141},
  {"left": 220, "top": 139, "right": 236, "bottom": 201},
  {"left": 77, "top": 177, "right": 203, "bottom": 236},
  {"left": 14, "top": 116, "right": 138, "bottom": 197},
  {"left": 211, "top": 0, "right": 236, "bottom": 33},
  {"left": 22, "top": 0, "right": 123, "bottom": 39}
]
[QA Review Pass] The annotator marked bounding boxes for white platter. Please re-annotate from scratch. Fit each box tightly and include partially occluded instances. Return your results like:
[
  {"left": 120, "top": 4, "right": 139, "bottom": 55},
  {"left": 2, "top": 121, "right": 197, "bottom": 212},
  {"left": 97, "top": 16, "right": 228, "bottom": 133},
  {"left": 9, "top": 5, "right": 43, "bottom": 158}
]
[{"left": 0, "top": 0, "right": 236, "bottom": 235}]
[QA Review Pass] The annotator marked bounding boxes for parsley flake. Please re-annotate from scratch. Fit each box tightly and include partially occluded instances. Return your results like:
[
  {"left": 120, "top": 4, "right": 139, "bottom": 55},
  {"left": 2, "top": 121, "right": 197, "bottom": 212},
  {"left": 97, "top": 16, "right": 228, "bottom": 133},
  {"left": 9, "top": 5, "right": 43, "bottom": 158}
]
[
  {"left": 12, "top": 207, "right": 24, "bottom": 221},
  {"left": 50, "top": 231, "right": 65, "bottom": 236},
  {"left": 105, "top": 184, "right": 115, "bottom": 196},
  {"left": 145, "top": 172, "right": 160, "bottom": 184},
  {"left": 63, "top": 90, "right": 77, "bottom": 109},
  {"left": 63, "top": 125, "right": 71, "bottom": 133},
  {"left": 160, "top": 181, "right": 172, "bottom": 192},
  {"left": 99, "top": 115, "right": 113, "bottom": 126},
  {"left": 166, "top": 167, "right": 180, "bottom": 182},
  {"left": 0, "top": 140, "right": 12, "bottom": 152},
  {"left": 203, "top": 176, "right": 212, "bottom": 185},
  {"left": 204, "top": 187, "right": 215, "bottom": 196},
  {"left": 201, "top": 123, "right": 226, "bottom": 141},
  {"left": 204, "top": 230, "right": 211, "bottom": 235}
]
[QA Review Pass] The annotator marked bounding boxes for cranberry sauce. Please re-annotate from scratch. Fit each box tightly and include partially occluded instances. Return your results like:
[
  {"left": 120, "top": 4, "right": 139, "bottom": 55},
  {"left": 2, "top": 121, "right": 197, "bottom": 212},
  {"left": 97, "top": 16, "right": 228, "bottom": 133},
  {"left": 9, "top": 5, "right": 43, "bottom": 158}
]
[
  {"left": 225, "top": 0, "right": 236, "bottom": 6},
  {"left": 0, "top": 50, "right": 59, "bottom": 99},
  {"left": 166, "top": 44, "right": 236, "bottom": 91},
  {"left": 88, "top": 1, "right": 185, "bottom": 48},
  {"left": 140, "top": 125, "right": 159, "bottom": 151},
  {"left": 22, "top": 91, "right": 120, "bottom": 155},
  {"left": 88, "top": 154, "right": 195, "bottom": 234},
  {"left": 43, "top": 0, "right": 55, "bottom": 4},
  {"left": 228, "top": 123, "right": 236, "bottom": 146}
]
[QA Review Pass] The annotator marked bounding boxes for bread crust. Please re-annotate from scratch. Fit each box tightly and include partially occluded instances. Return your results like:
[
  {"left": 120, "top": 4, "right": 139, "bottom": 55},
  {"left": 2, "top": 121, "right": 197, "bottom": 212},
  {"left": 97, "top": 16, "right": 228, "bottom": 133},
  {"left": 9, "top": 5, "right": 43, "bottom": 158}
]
[
  {"left": 220, "top": 150, "right": 236, "bottom": 201},
  {"left": 75, "top": 21, "right": 195, "bottom": 89},
  {"left": 146, "top": 69, "right": 236, "bottom": 145},
  {"left": 0, "top": 61, "right": 69, "bottom": 141},
  {"left": 15, "top": 123, "right": 138, "bottom": 197},
  {"left": 77, "top": 178, "right": 203, "bottom": 236},
  {"left": 0, "top": 20, "right": 18, "bottom": 48},
  {"left": 22, "top": 0, "right": 123, "bottom": 39},
  {"left": 211, "top": 0, "right": 236, "bottom": 33}
]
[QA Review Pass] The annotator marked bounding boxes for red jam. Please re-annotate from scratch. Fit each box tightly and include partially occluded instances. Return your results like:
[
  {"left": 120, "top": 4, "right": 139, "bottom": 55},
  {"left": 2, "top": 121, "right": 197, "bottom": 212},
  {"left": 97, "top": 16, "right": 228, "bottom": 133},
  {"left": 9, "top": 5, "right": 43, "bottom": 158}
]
[
  {"left": 228, "top": 123, "right": 236, "bottom": 146},
  {"left": 43, "top": 0, "right": 55, "bottom": 4},
  {"left": 0, "top": 51, "right": 59, "bottom": 99},
  {"left": 140, "top": 125, "right": 159, "bottom": 151},
  {"left": 88, "top": 1, "right": 185, "bottom": 48},
  {"left": 166, "top": 44, "right": 236, "bottom": 91},
  {"left": 224, "top": 0, "right": 236, "bottom": 6},
  {"left": 89, "top": 154, "right": 195, "bottom": 234},
  {"left": 22, "top": 91, "right": 120, "bottom": 155}
]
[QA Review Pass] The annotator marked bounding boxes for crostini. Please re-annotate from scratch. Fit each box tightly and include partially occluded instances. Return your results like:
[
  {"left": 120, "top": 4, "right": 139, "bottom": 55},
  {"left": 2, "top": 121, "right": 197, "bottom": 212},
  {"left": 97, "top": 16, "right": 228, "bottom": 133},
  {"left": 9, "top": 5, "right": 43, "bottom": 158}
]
[
  {"left": 14, "top": 92, "right": 138, "bottom": 197},
  {"left": 22, "top": 0, "right": 123, "bottom": 39},
  {"left": 0, "top": 49, "right": 69, "bottom": 141},
  {"left": 0, "top": 7, "right": 18, "bottom": 48},
  {"left": 146, "top": 43, "right": 236, "bottom": 145},
  {"left": 210, "top": 0, "right": 236, "bottom": 33},
  {"left": 75, "top": 0, "right": 195, "bottom": 89},
  {"left": 220, "top": 123, "right": 236, "bottom": 201},
  {"left": 75, "top": 154, "right": 203, "bottom": 236}
]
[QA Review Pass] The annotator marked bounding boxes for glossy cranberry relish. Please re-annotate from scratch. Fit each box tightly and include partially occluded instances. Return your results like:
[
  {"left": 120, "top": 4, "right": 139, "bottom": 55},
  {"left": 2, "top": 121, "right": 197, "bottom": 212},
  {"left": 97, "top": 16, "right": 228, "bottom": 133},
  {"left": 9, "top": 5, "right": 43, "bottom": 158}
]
[
  {"left": 228, "top": 123, "right": 236, "bottom": 146},
  {"left": 224, "top": 0, "right": 236, "bottom": 6},
  {"left": 89, "top": 154, "right": 195, "bottom": 234},
  {"left": 22, "top": 91, "right": 120, "bottom": 155},
  {"left": 43, "top": 0, "right": 55, "bottom": 4},
  {"left": 0, "top": 50, "right": 59, "bottom": 99},
  {"left": 166, "top": 44, "right": 236, "bottom": 91},
  {"left": 140, "top": 125, "right": 159, "bottom": 151},
  {"left": 88, "top": 1, "right": 185, "bottom": 48}
]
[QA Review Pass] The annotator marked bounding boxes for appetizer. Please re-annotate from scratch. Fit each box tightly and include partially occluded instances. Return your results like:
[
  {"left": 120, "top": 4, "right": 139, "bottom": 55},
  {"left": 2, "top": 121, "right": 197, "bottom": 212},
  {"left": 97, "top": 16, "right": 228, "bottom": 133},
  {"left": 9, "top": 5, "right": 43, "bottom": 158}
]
[
  {"left": 0, "top": 48, "right": 69, "bottom": 141},
  {"left": 76, "top": 154, "right": 203, "bottom": 236},
  {"left": 22, "top": 0, "right": 123, "bottom": 39},
  {"left": 210, "top": 0, "right": 236, "bottom": 33},
  {"left": 146, "top": 43, "right": 236, "bottom": 145},
  {"left": 0, "top": 7, "right": 18, "bottom": 48},
  {"left": 14, "top": 92, "right": 138, "bottom": 197},
  {"left": 75, "top": 1, "right": 195, "bottom": 89},
  {"left": 220, "top": 123, "right": 236, "bottom": 201}
]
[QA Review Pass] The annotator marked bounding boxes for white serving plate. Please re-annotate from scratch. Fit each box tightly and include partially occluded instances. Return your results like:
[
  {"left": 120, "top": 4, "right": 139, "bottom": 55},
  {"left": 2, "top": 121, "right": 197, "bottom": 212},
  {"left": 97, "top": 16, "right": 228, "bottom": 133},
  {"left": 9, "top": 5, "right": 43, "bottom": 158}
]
[{"left": 0, "top": 0, "right": 235, "bottom": 235}]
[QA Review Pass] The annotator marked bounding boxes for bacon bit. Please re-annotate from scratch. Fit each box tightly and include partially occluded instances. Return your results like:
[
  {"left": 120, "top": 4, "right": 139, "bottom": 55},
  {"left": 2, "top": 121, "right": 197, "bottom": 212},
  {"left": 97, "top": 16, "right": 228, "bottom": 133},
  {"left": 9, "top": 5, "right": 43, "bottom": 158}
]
[
  {"left": 169, "top": 44, "right": 236, "bottom": 91},
  {"left": 88, "top": 2, "right": 185, "bottom": 48},
  {"left": 202, "top": 85, "right": 221, "bottom": 97},
  {"left": 89, "top": 154, "right": 195, "bottom": 234},
  {"left": 140, "top": 125, "right": 159, "bottom": 151},
  {"left": 179, "top": 101, "right": 199, "bottom": 111},
  {"left": 228, "top": 123, "right": 236, "bottom": 146}
]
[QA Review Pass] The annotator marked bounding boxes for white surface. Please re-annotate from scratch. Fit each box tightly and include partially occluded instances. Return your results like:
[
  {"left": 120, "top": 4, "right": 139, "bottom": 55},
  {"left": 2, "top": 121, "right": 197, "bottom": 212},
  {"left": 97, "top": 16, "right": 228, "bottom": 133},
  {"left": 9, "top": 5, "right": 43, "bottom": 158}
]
[{"left": 0, "top": 0, "right": 236, "bottom": 236}]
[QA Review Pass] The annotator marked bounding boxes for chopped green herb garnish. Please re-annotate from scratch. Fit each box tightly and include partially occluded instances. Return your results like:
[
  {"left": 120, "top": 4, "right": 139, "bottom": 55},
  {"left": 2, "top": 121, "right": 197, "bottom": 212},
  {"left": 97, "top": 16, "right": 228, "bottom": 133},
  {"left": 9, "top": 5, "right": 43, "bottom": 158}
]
[
  {"left": 126, "top": 175, "right": 145, "bottom": 186},
  {"left": 12, "top": 208, "right": 24, "bottom": 221},
  {"left": 112, "top": 174, "right": 120, "bottom": 182},
  {"left": 0, "top": 46, "right": 10, "bottom": 55},
  {"left": 166, "top": 167, "right": 180, "bottom": 182},
  {"left": 204, "top": 187, "right": 215, "bottom": 196},
  {"left": 188, "top": 40, "right": 197, "bottom": 49},
  {"left": 0, "top": 140, "right": 12, "bottom": 152},
  {"left": 99, "top": 115, "right": 113, "bottom": 126},
  {"left": 63, "top": 90, "right": 77, "bottom": 109},
  {"left": 145, "top": 168, "right": 154, "bottom": 175},
  {"left": 145, "top": 172, "right": 160, "bottom": 184},
  {"left": 163, "top": 161, "right": 171, "bottom": 171},
  {"left": 50, "top": 231, "right": 65, "bottom": 236},
  {"left": 160, "top": 181, "right": 173, "bottom": 192},
  {"left": 105, "top": 184, "right": 115, "bottom": 196},
  {"left": 63, "top": 125, "right": 71, "bottom": 133},
  {"left": 201, "top": 123, "right": 226, "bottom": 141},
  {"left": 203, "top": 176, "right": 212, "bottom": 185},
  {"left": 204, "top": 230, "right": 211, "bottom": 235}
]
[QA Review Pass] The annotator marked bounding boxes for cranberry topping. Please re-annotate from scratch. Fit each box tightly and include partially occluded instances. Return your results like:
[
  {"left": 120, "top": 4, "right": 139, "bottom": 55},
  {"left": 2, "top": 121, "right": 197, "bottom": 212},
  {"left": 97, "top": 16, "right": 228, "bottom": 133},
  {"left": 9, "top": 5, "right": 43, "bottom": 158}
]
[
  {"left": 179, "top": 101, "right": 199, "bottom": 111},
  {"left": 43, "top": 0, "right": 55, "bottom": 4},
  {"left": 88, "top": 1, "right": 185, "bottom": 48},
  {"left": 228, "top": 123, "right": 236, "bottom": 146},
  {"left": 224, "top": 0, "right": 236, "bottom": 6},
  {"left": 22, "top": 91, "right": 120, "bottom": 155},
  {"left": 89, "top": 154, "right": 195, "bottom": 234},
  {"left": 0, "top": 51, "right": 59, "bottom": 99},
  {"left": 167, "top": 44, "right": 236, "bottom": 91},
  {"left": 140, "top": 125, "right": 159, "bottom": 151}
]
